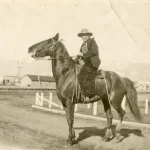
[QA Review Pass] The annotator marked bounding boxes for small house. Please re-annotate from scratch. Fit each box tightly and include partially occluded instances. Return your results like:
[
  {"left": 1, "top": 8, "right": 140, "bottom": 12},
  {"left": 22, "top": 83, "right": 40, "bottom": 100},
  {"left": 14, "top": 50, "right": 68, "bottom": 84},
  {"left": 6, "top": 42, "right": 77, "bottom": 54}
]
[{"left": 21, "top": 74, "right": 55, "bottom": 88}]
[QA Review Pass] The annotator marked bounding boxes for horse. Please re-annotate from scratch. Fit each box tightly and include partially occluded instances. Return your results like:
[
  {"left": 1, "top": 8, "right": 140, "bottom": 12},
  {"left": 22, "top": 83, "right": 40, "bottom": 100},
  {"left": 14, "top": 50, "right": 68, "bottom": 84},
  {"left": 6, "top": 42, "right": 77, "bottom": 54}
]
[{"left": 28, "top": 33, "right": 142, "bottom": 145}]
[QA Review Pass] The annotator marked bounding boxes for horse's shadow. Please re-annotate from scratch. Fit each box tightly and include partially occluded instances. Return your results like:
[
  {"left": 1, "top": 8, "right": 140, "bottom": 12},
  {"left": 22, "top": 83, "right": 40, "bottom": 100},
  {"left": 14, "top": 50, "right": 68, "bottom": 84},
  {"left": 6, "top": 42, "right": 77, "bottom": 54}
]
[{"left": 74, "top": 125, "right": 144, "bottom": 143}]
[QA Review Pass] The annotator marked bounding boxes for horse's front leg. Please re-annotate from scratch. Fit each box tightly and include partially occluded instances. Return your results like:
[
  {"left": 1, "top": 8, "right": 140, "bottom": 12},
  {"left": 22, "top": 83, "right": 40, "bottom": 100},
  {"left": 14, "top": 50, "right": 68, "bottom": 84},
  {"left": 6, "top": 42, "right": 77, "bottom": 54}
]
[
  {"left": 65, "top": 99, "right": 75, "bottom": 145},
  {"left": 102, "top": 98, "right": 113, "bottom": 142}
]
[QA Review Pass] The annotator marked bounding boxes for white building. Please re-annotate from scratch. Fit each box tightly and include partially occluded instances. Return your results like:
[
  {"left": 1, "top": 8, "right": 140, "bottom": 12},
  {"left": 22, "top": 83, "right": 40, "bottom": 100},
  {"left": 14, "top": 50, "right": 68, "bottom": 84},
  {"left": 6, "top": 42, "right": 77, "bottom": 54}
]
[{"left": 20, "top": 74, "right": 55, "bottom": 88}]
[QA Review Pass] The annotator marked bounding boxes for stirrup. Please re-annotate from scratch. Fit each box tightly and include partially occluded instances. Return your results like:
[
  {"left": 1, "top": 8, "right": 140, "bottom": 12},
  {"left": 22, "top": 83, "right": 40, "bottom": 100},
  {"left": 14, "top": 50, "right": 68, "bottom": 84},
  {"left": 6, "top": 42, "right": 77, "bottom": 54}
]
[{"left": 81, "top": 94, "right": 100, "bottom": 104}]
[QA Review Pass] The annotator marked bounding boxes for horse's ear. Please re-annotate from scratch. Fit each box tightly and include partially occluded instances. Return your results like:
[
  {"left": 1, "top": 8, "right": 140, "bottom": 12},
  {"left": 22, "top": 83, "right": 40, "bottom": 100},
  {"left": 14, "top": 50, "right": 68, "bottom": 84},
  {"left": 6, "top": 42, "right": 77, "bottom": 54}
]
[{"left": 53, "top": 33, "right": 59, "bottom": 41}]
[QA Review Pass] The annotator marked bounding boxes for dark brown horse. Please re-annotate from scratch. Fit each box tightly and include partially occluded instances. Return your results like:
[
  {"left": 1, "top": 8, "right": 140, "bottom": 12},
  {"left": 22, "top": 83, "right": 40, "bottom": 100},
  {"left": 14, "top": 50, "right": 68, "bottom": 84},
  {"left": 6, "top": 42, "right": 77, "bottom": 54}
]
[{"left": 28, "top": 33, "right": 142, "bottom": 145}]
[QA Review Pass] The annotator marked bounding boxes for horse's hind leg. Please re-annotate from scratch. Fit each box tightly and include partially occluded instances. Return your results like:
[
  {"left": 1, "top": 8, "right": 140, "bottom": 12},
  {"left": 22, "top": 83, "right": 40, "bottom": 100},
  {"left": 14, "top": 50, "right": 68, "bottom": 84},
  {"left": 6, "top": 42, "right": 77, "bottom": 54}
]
[
  {"left": 101, "top": 96, "right": 113, "bottom": 142},
  {"left": 65, "top": 99, "right": 76, "bottom": 145},
  {"left": 111, "top": 93, "right": 126, "bottom": 139}
]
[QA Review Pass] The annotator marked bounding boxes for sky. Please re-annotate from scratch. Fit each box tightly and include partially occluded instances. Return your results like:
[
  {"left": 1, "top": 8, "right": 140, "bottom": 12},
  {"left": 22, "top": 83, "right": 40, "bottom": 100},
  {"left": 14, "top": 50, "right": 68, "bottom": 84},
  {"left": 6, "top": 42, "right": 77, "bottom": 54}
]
[{"left": 0, "top": 0, "right": 150, "bottom": 63}]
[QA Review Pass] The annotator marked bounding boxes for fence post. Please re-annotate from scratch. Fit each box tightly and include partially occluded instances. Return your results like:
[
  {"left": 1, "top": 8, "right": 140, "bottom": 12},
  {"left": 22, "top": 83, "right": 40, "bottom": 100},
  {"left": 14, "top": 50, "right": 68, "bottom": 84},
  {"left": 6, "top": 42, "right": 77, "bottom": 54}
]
[
  {"left": 145, "top": 99, "right": 149, "bottom": 114},
  {"left": 49, "top": 92, "right": 53, "bottom": 108},
  {"left": 60, "top": 104, "right": 63, "bottom": 109},
  {"left": 87, "top": 103, "right": 90, "bottom": 109},
  {"left": 93, "top": 102, "right": 97, "bottom": 115},
  {"left": 35, "top": 92, "right": 39, "bottom": 105},
  {"left": 75, "top": 104, "right": 78, "bottom": 112},
  {"left": 40, "top": 92, "right": 44, "bottom": 106},
  {"left": 122, "top": 96, "right": 126, "bottom": 110}
]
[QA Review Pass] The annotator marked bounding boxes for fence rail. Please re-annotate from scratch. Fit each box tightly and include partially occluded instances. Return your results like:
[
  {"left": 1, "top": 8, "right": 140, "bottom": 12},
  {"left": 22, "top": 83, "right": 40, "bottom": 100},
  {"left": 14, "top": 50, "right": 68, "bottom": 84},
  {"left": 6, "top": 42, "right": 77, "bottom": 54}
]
[
  {"left": 33, "top": 92, "right": 149, "bottom": 115},
  {"left": 0, "top": 86, "right": 150, "bottom": 92}
]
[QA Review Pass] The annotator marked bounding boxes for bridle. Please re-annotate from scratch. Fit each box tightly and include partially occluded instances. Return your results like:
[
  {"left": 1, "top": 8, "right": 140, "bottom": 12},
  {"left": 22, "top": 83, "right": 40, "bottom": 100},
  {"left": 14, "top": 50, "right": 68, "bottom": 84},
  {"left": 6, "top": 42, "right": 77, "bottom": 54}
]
[{"left": 33, "top": 38, "right": 76, "bottom": 60}]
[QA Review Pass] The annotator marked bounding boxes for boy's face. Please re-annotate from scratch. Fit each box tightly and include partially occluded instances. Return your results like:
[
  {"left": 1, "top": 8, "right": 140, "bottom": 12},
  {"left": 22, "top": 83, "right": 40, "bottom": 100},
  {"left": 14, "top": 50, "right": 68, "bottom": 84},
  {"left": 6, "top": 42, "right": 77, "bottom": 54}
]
[{"left": 81, "top": 35, "right": 89, "bottom": 42}]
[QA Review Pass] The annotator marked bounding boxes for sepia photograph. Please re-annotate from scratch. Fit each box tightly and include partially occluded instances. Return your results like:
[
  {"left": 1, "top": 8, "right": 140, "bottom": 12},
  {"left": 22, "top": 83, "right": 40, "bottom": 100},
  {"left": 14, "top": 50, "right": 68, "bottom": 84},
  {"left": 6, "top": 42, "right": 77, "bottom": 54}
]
[{"left": 0, "top": 0, "right": 150, "bottom": 149}]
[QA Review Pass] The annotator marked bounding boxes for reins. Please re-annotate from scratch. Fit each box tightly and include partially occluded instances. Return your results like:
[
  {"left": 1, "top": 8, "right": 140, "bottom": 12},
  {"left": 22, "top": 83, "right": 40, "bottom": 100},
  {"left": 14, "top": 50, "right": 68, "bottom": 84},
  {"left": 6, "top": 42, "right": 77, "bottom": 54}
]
[
  {"left": 33, "top": 39, "right": 77, "bottom": 61},
  {"left": 101, "top": 71, "right": 111, "bottom": 106},
  {"left": 33, "top": 55, "right": 77, "bottom": 61}
]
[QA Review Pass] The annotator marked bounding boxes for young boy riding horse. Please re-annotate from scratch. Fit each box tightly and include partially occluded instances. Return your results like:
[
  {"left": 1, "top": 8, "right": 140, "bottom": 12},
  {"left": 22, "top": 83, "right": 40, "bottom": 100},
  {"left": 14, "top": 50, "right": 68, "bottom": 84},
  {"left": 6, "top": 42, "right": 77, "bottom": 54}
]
[{"left": 77, "top": 29, "right": 101, "bottom": 100}]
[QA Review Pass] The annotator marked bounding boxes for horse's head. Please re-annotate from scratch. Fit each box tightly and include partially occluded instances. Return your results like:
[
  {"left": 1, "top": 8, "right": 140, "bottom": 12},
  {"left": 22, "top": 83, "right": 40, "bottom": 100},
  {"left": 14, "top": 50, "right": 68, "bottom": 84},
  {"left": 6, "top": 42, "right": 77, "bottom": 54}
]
[{"left": 28, "top": 33, "right": 59, "bottom": 58}]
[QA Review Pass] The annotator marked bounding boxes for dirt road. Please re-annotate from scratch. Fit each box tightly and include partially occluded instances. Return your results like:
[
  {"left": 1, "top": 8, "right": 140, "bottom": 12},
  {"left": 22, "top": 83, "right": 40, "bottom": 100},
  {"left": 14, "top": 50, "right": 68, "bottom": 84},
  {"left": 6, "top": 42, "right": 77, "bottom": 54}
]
[{"left": 0, "top": 92, "right": 150, "bottom": 150}]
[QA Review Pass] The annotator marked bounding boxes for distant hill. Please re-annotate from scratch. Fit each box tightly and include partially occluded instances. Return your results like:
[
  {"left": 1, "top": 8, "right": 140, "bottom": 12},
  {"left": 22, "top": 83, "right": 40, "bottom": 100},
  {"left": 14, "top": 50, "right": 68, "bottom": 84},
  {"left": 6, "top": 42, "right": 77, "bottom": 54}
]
[
  {"left": 127, "top": 63, "right": 150, "bottom": 82},
  {"left": 101, "top": 60, "right": 150, "bottom": 82},
  {"left": 0, "top": 60, "right": 150, "bottom": 82}
]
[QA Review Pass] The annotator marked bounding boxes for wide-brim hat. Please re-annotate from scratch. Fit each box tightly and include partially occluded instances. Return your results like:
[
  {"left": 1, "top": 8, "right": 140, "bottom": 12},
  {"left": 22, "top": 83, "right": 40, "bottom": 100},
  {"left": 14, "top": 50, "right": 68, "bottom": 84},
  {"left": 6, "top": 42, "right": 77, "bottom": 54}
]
[{"left": 78, "top": 29, "right": 93, "bottom": 37}]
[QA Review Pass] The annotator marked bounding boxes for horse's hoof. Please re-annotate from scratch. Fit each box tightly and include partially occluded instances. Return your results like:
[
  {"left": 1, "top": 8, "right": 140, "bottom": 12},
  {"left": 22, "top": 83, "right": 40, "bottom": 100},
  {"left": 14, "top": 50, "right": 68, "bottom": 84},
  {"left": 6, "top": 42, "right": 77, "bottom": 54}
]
[
  {"left": 66, "top": 138, "right": 76, "bottom": 145},
  {"left": 102, "top": 133, "right": 113, "bottom": 142},
  {"left": 102, "top": 136, "right": 113, "bottom": 142},
  {"left": 65, "top": 140, "right": 75, "bottom": 149}
]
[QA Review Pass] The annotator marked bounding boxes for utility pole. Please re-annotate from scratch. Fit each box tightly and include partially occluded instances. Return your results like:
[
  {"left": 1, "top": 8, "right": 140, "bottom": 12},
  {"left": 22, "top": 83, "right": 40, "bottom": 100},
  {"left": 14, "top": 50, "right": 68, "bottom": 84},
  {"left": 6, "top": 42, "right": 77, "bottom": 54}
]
[
  {"left": 17, "top": 64, "right": 21, "bottom": 85},
  {"left": 13, "top": 60, "right": 22, "bottom": 86}
]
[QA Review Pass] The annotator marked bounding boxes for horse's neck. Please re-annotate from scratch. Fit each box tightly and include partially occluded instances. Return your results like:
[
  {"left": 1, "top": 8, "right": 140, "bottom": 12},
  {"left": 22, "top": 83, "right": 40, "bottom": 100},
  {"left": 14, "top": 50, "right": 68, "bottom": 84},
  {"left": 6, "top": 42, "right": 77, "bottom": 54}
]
[{"left": 51, "top": 44, "right": 73, "bottom": 83}]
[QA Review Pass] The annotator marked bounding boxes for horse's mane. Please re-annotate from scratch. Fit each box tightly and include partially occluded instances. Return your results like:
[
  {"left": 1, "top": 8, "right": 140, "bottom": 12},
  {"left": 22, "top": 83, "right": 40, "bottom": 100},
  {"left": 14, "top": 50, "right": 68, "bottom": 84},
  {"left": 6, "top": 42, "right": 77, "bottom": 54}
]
[
  {"left": 58, "top": 41, "right": 69, "bottom": 54},
  {"left": 58, "top": 41, "right": 75, "bottom": 75}
]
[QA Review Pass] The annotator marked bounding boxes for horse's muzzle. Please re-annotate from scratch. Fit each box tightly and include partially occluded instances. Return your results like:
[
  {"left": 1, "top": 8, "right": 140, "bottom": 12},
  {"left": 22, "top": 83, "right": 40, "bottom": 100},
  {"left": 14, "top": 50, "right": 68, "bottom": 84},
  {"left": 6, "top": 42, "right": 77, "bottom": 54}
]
[
  {"left": 28, "top": 47, "right": 37, "bottom": 54},
  {"left": 30, "top": 53, "right": 36, "bottom": 59}
]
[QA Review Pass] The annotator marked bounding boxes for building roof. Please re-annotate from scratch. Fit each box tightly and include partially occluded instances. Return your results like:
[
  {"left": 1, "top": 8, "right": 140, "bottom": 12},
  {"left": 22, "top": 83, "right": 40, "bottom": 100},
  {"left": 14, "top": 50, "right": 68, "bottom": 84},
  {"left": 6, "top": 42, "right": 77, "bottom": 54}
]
[{"left": 25, "top": 74, "right": 55, "bottom": 82}]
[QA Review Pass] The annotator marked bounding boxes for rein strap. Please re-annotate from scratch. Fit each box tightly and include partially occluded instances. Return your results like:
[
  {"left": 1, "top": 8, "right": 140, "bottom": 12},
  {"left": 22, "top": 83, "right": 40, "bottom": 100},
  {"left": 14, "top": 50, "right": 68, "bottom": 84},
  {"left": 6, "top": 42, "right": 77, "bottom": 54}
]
[{"left": 34, "top": 55, "right": 77, "bottom": 60}]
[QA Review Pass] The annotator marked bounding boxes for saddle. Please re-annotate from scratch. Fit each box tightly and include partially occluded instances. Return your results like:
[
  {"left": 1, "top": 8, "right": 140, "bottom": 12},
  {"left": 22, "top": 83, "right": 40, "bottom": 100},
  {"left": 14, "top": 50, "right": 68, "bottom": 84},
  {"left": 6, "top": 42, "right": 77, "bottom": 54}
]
[
  {"left": 97, "top": 69, "right": 105, "bottom": 79},
  {"left": 74, "top": 63, "right": 105, "bottom": 103}
]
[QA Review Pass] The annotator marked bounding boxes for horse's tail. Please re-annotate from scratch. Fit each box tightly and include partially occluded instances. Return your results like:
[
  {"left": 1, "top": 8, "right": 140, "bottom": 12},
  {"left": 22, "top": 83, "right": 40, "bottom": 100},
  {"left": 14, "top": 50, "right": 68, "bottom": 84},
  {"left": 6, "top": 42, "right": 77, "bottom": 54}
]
[{"left": 124, "top": 77, "right": 142, "bottom": 121}]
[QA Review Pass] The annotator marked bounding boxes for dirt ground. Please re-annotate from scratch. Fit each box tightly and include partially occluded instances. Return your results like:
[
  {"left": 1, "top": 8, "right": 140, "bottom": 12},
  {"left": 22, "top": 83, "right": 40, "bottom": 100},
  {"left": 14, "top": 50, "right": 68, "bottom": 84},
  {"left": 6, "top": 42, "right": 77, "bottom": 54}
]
[{"left": 0, "top": 90, "right": 150, "bottom": 150}]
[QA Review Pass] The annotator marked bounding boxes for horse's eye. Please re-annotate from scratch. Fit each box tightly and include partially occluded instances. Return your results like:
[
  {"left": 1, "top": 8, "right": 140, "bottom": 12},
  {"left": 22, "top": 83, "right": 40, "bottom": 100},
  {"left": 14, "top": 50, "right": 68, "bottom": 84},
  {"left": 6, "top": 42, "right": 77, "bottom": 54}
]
[{"left": 37, "top": 50, "right": 41, "bottom": 53}]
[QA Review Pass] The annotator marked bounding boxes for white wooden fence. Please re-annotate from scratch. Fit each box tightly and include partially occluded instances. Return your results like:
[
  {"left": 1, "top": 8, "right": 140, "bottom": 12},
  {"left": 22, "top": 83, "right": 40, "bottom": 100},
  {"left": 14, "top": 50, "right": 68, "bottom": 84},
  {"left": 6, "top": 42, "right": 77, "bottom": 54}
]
[
  {"left": 34, "top": 92, "right": 99, "bottom": 115},
  {"left": 35, "top": 92, "right": 63, "bottom": 109},
  {"left": 145, "top": 99, "right": 149, "bottom": 114},
  {"left": 33, "top": 92, "right": 149, "bottom": 115}
]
